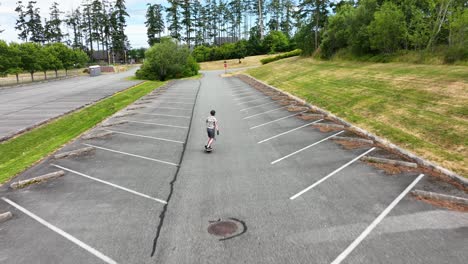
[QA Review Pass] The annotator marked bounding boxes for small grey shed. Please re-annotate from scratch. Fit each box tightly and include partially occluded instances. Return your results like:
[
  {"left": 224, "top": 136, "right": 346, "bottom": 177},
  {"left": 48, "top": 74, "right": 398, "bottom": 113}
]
[{"left": 89, "top": 65, "right": 101, "bottom": 77}]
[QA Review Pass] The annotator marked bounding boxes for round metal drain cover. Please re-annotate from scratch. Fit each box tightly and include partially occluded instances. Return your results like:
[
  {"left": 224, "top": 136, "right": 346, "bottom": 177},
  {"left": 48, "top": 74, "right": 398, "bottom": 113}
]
[{"left": 208, "top": 220, "right": 238, "bottom": 237}]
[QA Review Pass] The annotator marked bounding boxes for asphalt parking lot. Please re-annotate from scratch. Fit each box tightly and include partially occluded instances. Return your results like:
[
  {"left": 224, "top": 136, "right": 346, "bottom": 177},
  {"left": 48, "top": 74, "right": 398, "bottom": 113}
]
[
  {"left": 0, "top": 79, "right": 199, "bottom": 263},
  {"left": 1, "top": 72, "right": 467, "bottom": 263},
  {"left": 0, "top": 67, "right": 142, "bottom": 141}
]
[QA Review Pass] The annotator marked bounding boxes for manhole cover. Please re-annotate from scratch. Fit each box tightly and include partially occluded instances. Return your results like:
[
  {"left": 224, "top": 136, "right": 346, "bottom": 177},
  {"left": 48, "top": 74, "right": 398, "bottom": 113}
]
[{"left": 208, "top": 220, "right": 238, "bottom": 237}]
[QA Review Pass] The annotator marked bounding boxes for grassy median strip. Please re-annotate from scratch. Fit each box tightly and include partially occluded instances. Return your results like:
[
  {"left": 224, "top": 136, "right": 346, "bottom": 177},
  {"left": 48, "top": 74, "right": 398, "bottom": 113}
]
[
  {"left": 0, "top": 81, "right": 164, "bottom": 183},
  {"left": 246, "top": 57, "right": 468, "bottom": 176}
]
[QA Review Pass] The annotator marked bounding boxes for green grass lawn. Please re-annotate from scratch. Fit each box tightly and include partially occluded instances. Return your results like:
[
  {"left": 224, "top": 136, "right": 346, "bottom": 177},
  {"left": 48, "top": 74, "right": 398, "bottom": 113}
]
[
  {"left": 0, "top": 81, "right": 164, "bottom": 183},
  {"left": 246, "top": 57, "right": 468, "bottom": 177}
]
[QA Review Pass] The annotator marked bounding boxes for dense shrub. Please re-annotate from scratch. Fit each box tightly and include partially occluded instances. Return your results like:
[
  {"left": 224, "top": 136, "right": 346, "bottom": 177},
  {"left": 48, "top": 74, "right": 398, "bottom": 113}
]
[
  {"left": 444, "top": 47, "right": 468, "bottom": 64},
  {"left": 262, "top": 31, "right": 289, "bottom": 53},
  {"left": 260, "top": 49, "right": 302, "bottom": 64},
  {"left": 136, "top": 38, "right": 199, "bottom": 81},
  {"left": 192, "top": 40, "right": 248, "bottom": 63}
]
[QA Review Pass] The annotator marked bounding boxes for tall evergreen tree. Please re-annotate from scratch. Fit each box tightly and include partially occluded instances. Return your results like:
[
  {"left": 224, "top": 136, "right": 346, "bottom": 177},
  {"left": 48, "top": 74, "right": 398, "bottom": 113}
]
[
  {"left": 257, "top": 0, "right": 265, "bottom": 39},
  {"left": 146, "top": 3, "right": 165, "bottom": 46},
  {"left": 181, "top": 0, "right": 193, "bottom": 47},
  {"left": 229, "top": 0, "right": 243, "bottom": 39},
  {"left": 111, "top": 0, "right": 129, "bottom": 62},
  {"left": 280, "top": 0, "right": 295, "bottom": 37},
  {"left": 297, "top": 0, "right": 329, "bottom": 50},
  {"left": 66, "top": 7, "right": 84, "bottom": 49},
  {"left": 25, "top": 1, "right": 44, "bottom": 43},
  {"left": 268, "top": 0, "right": 281, "bottom": 31},
  {"left": 44, "top": 2, "right": 63, "bottom": 43},
  {"left": 15, "top": 1, "right": 28, "bottom": 41},
  {"left": 191, "top": 1, "right": 205, "bottom": 46},
  {"left": 166, "top": 0, "right": 181, "bottom": 41}
]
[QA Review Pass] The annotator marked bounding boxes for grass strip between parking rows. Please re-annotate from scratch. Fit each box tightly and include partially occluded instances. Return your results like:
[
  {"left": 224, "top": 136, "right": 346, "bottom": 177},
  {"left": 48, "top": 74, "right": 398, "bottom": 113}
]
[{"left": 0, "top": 80, "right": 164, "bottom": 184}]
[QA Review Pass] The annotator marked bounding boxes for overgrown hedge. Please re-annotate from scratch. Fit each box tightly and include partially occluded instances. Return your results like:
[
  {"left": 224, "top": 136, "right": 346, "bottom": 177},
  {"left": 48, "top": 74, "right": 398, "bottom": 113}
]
[{"left": 260, "top": 49, "right": 302, "bottom": 65}]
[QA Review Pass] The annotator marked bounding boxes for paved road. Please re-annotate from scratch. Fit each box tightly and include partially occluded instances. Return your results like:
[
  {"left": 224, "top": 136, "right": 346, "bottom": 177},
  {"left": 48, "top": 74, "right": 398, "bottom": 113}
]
[
  {"left": 0, "top": 72, "right": 467, "bottom": 264},
  {"left": 0, "top": 67, "right": 142, "bottom": 141}
]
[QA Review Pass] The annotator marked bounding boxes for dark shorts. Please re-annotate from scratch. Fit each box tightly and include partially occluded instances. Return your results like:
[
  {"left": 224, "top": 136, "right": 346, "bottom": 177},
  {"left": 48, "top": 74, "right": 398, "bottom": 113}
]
[{"left": 207, "top": 128, "right": 215, "bottom": 139}]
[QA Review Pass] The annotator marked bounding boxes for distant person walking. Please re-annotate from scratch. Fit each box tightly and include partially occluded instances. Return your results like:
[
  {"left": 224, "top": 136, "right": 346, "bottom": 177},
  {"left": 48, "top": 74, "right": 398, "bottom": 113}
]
[{"left": 205, "top": 110, "right": 219, "bottom": 150}]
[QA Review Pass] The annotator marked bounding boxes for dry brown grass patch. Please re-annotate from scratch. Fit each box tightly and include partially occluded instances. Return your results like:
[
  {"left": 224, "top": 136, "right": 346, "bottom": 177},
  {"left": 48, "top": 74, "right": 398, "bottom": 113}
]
[
  {"left": 364, "top": 161, "right": 418, "bottom": 175},
  {"left": 412, "top": 195, "right": 468, "bottom": 212},
  {"left": 334, "top": 140, "right": 373, "bottom": 150}
]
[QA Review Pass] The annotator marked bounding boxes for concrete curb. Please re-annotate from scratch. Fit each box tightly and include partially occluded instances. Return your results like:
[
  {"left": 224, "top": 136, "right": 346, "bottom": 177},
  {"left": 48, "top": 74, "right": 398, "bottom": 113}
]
[
  {"left": 361, "top": 156, "right": 418, "bottom": 168},
  {"left": 332, "top": 136, "right": 374, "bottom": 145},
  {"left": 127, "top": 106, "right": 146, "bottom": 110},
  {"left": 54, "top": 147, "right": 95, "bottom": 159},
  {"left": 287, "top": 106, "right": 310, "bottom": 112},
  {"left": 236, "top": 74, "right": 467, "bottom": 188},
  {"left": 271, "top": 95, "right": 289, "bottom": 100},
  {"left": 313, "top": 123, "right": 345, "bottom": 130},
  {"left": 0, "top": 211, "right": 13, "bottom": 223},
  {"left": 101, "top": 120, "right": 128, "bottom": 127},
  {"left": 114, "top": 112, "right": 137, "bottom": 118},
  {"left": 411, "top": 190, "right": 468, "bottom": 206},
  {"left": 298, "top": 113, "right": 324, "bottom": 120},
  {"left": 10, "top": 170, "right": 65, "bottom": 189},
  {"left": 134, "top": 101, "right": 150, "bottom": 105},
  {"left": 82, "top": 131, "right": 114, "bottom": 140}
]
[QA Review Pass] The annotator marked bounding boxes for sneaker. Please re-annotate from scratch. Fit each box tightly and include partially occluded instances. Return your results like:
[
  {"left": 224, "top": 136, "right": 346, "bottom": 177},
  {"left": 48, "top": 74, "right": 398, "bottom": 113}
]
[
  {"left": 204, "top": 145, "right": 207, "bottom": 150},
  {"left": 208, "top": 146, "right": 212, "bottom": 150}
]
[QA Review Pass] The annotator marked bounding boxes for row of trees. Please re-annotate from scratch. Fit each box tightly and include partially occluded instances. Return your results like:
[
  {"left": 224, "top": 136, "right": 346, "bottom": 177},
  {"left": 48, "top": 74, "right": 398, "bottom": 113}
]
[
  {"left": 146, "top": 0, "right": 297, "bottom": 48},
  {"left": 144, "top": 0, "right": 467, "bottom": 63},
  {"left": 14, "top": 0, "right": 129, "bottom": 63},
  {"left": 192, "top": 30, "right": 292, "bottom": 62},
  {"left": 0, "top": 41, "right": 89, "bottom": 82},
  {"left": 319, "top": 0, "right": 467, "bottom": 59}
]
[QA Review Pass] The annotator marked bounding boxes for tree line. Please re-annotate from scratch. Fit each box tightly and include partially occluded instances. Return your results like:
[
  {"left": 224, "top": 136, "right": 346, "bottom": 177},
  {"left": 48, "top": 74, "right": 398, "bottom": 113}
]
[
  {"left": 146, "top": 0, "right": 466, "bottom": 63},
  {"left": 0, "top": 41, "right": 88, "bottom": 82},
  {"left": 1, "top": 0, "right": 466, "bottom": 67},
  {"left": 319, "top": 0, "right": 467, "bottom": 62},
  {"left": 13, "top": 0, "right": 129, "bottom": 63}
]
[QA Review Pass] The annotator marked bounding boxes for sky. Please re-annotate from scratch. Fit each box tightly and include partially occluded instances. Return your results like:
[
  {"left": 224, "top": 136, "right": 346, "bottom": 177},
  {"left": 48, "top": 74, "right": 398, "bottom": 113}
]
[{"left": 0, "top": 0, "right": 165, "bottom": 48}]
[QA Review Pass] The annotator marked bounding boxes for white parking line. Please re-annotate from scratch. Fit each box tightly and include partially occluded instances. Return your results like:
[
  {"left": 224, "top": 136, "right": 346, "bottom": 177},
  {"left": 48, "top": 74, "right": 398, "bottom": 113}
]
[
  {"left": 105, "top": 129, "right": 184, "bottom": 144},
  {"left": 290, "top": 147, "right": 376, "bottom": 200},
  {"left": 271, "top": 131, "right": 344, "bottom": 164},
  {"left": 126, "top": 120, "right": 188, "bottom": 129},
  {"left": 159, "top": 93, "right": 196, "bottom": 96},
  {"left": 243, "top": 106, "right": 288, "bottom": 120},
  {"left": 83, "top": 143, "right": 179, "bottom": 166},
  {"left": 330, "top": 174, "right": 425, "bottom": 264},
  {"left": 237, "top": 97, "right": 269, "bottom": 105},
  {"left": 154, "top": 97, "right": 194, "bottom": 100},
  {"left": 52, "top": 164, "right": 168, "bottom": 204},
  {"left": 234, "top": 94, "right": 258, "bottom": 101},
  {"left": 159, "top": 101, "right": 194, "bottom": 105},
  {"left": 240, "top": 101, "right": 277, "bottom": 112},
  {"left": 1, "top": 197, "right": 118, "bottom": 264},
  {"left": 258, "top": 120, "right": 323, "bottom": 144},
  {"left": 143, "top": 106, "right": 192, "bottom": 111},
  {"left": 250, "top": 111, "right": 307, "bottom": 129},
  {"left": 134, "top": 112, "right": 191, "bottom": 119}
]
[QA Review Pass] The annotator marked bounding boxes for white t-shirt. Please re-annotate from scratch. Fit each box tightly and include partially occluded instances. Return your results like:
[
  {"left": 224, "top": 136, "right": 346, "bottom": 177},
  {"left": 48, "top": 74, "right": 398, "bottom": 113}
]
[{"left": 206, "top": 116, "right": 218, "bottom": 130}]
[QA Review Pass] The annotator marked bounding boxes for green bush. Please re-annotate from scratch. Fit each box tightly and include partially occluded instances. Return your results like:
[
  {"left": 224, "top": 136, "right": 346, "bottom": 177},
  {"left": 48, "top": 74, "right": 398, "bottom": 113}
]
[
  {"left": 260, "top": 49, "right": 302, "bottom": 64},
  {"left": 444, "top": 46, "right": 468, "bottom": 64},
  {"left": 136, "top": 37, "right": 199, "bottom": 81},
  {"left": 263, "top": 31, "right": 289, "bottom": 53}
]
